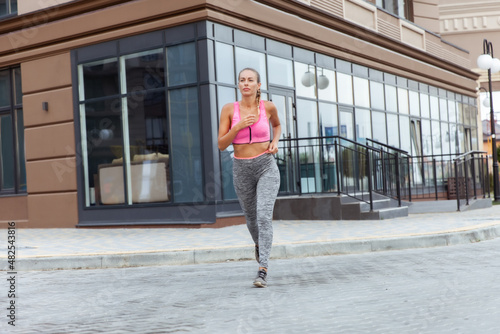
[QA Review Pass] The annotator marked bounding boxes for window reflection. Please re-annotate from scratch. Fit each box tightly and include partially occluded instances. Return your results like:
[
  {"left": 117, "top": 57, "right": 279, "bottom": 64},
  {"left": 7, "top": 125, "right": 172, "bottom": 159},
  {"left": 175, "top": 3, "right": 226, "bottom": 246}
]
[
  {"left": 430, "top": 96, "right": 439, "bottom": 120},
  {"left": 397, "top": 88, "right": 409, "bottom": 114},
  {"left": 387, "top": 114, "right": 399, "bottom": 148},
  {"left": 235, "top": 47, "right": 267, "bottom": 89},
  {"left": 215, "top": 42, "right": 235, "bottom": 84},
  {"left": 317, "top": 68, "right": 336, "bottom": 102},
  {"left": 337, "top": 73, "right": 353, "bottom": 105},
  {"left": 385, "top": 85, "right": 398, "bottom": 112},
  {"left": 268, "top": 55, "right": 293, "bottom": 87},
  {"left": 353, "top": 77, "right": 370, "bottom": 108},
  {"left": 167, "top": 43, "right": 197, "bottom": 86},
  {"left": 372, "top": 111, "right": 387, "bottom": 144},
  {"left": 399, "top": 115, "right": 410, "bottom": 152},
  {"left": 370, "top": 81, "right": 384, "bottom": 110},
  {"left": 79, "top": 43, "right": 200, "bottom": 207},
  {"left": 355, "top": 108, "right": 371, "bottom": 142},
  {"left": 295, "top": 62, "right": 316, "bottom": 99}
]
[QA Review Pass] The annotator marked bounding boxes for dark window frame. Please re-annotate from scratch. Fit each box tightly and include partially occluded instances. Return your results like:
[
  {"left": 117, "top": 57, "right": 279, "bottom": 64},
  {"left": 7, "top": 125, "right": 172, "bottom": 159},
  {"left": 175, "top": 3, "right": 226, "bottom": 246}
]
[
  {"left": 0, "top": 66, "right": 25, "bottom": 196},
  {"left": 0, "top": 0, "right": 17, "bottom": 19}
]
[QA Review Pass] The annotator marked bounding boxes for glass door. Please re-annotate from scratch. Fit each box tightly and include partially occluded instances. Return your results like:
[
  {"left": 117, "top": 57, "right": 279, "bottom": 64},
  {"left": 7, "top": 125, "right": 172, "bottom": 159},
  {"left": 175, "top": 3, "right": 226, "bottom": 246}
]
[{"left": 269, "top": 87, "right": 299, "bottom": 195}]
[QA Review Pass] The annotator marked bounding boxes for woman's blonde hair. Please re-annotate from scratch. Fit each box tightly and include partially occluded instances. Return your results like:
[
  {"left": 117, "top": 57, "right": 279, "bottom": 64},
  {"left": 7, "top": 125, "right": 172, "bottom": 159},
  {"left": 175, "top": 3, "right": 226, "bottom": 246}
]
[{"left": 238, "top": 67, "right": 261, "bottom": 105}]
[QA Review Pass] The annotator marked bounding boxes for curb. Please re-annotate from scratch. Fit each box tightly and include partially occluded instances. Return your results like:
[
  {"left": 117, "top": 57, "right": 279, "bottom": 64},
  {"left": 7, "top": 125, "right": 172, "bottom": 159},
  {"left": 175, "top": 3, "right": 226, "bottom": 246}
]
[{"left": 10, "top": 223, "right": 500, "bottom": 271}]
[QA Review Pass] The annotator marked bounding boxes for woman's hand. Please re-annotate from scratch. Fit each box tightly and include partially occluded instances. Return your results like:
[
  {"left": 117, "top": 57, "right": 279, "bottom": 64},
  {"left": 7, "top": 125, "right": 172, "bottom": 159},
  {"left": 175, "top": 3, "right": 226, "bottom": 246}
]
[
  {"left": 268, "top": 140, "right": 279, "bottom": 154},
  {"left": 236, "top": 114, "right": 257, "bottom": 130}
]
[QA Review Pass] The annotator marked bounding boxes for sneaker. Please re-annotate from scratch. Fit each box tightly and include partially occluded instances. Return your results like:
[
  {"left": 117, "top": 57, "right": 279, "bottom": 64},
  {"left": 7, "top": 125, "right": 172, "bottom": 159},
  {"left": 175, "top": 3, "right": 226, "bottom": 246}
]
[
  {"left": 253, "top": 269, "right": 267, "bottom": 288},
  {"left": 255, "top": 245, "right": 259, "bottom": 263}
]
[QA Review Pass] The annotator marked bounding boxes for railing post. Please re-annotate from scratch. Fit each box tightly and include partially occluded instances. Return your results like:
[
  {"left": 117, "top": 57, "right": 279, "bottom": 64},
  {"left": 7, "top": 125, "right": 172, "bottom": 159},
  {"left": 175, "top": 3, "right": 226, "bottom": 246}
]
[
  {"left": 381, "top": 149, "right": 386, "bottom": 194},
  {"left": 471, "top": 154, "right": 477, "bottom": 199},
  {"left": 455, "top": 159, "right": 460, "bottom": 211},
  {"left": 395, "top": 152, "right": 401, "bottom": 207},
  {"left": 433, "top": 158, "right": 438, "bottom": 201},
  {"left": 486, "top": 155, "right": 490, "bottom": 198},
  {"left": 367, "top": 149, "right": 373, "bottom": 211},
  {"left": 408, "top": 157, "right": 412, "bottom": 202},
  {"left": 335, "top": 139, "right": 341, "bottom": 196},
  {"left": 464, "top": 157, "right": 469, "bottom": 206},
  {"left": 480, "top": 155, "right": 485, "bottom": 198}
]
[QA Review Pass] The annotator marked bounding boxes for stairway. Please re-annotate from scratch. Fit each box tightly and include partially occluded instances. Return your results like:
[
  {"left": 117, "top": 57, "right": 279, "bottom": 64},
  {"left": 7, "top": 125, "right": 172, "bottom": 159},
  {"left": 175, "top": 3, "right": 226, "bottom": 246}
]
[
  {"left": 339, "top": 193, "right": 408, "bottom": 220},
  {"left": 273, "top": 192, "right": 409, "bottom": 221}
]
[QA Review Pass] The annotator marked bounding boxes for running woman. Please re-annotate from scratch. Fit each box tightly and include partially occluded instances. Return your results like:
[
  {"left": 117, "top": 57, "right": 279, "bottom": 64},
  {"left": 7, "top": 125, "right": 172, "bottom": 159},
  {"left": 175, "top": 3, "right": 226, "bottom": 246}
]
[{"left": 218, "top": 68, "right": 281, "bottom": 288}]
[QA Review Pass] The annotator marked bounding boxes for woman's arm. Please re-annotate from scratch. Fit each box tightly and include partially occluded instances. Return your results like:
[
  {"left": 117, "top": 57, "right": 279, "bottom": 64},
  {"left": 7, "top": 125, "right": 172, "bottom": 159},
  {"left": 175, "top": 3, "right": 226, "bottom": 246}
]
[
  {"left": 218, "top": 104, "right": 237, "bottom": 151},
  {"left": 265, "top": 101, "right": 281, "bottom": 154}
]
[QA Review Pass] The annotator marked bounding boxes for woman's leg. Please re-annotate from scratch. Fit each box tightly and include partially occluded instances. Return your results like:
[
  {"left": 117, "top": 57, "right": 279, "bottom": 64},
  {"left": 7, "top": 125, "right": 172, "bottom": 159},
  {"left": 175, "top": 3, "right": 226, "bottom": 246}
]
[
  {"left": 233, "top": 160, "right": 259, "bottom": 245},
  {"left": 255, "top": 157, "right": 281, "bottom": 269}
]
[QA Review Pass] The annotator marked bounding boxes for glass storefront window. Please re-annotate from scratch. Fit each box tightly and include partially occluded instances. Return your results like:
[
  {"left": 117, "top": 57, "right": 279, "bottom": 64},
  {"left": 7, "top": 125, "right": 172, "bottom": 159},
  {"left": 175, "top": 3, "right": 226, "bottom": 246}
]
[
  {"left": 471, "top": 128, "right": 478, "bottom": 151},
  {"left": 0, "top": 67, "right": 24, "bottom": 194},
  {"left": 370, "top": 81, "right": 384, "bottom": 110},
  {"left": 399, "top": 115, "right": 410, "bottom": 152},
  {"left": 317, "top": 68, "right": 336, "bottom": 102},
  {"left": 235, "top": 47, "right": 267, "bottom": 89},
  {"left": 420, "top": 93, "right": 430, "bottom": 119},
  {"left": 398, "top": 88, "right": 409, "bottom": 114},
  {"left": 268, "top": 55, "right": 294, "bottom": 87},
  {"left": 295, "top": 62, "right": 316, "bottom": 99},
  {"left": 319, "top": 102, "right": 338, "bottom": 138},
  {"left": 353, "top": 77, "right": 370, "bottom": 108},
  {"left": 0, "top": 71, "right": 11, "bottom": 107},
  {"left": 79, "top": 43, "right": 201, "bottom": 207},
  {"left": 217, "top": 86, "right": 237, "bottom": 200},
  {"left": 169, "top": 87, "right": 202, "bottom": 203},
  {"left": 355, "top": 108, "right": 371, "bottom": 142},
  {"left": 448, "top": 100, "right": 457, "bottom": 123},
  {"left": 167, "top": 43, "right": 197, "bottom": 86},
  {"left": 385, "top": 85, "right": 397, "bottom": 113},
  {"left": 387, "top": 114, "right": 399, "bottom": 148},
  {"left": 337, "top": 73, "right": 353, "bottom": 105},
  {"left": 125, "top": 49, "right": 165, "bottom": 92},
  {"left": 439, "top": 98, "right": 448, "bottom": 122},
  {"left": 82, "top": 59, "right": 119, "bottom": 100},
  {"left": 421, "top": 119, "right": 431, "bottom": 155},
  {"left": 449, "top": 124, "right": 457, "bottom": 154},
  {"left": 431, "top": 120, "right": 441, "bottom": 156},
  {"left": 339, "top": 109, "right": 354, "bottom": 140},
  {"left": 409, "top": 90, "right": 419, "bottom": 116},
  {"left": 0, "top": 114, "right": 14, "bottom": 190},
  {"left": 372, "top": 111, "right": 387, "bottom": 144},
  {"left": 215, "top": 42, "right": 235, "bottom": 84},
  {"left": 441, "top": 122, "right": 450, "bottom": 155},
  {"left": 297, "top": 99, "right": 320, "bottom": 193},
  {"left": 430, "top": 96, "right": 439, "bottom": 120}
]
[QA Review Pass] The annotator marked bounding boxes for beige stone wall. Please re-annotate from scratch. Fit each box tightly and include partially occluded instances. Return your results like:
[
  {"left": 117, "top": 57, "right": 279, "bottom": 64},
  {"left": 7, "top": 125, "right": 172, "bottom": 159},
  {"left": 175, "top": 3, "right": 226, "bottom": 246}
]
[
  {"left": 22, "top": 53, "right": 78, "bottom": 228},
  {"left": 18, "top": 0, "right": 75, "bottom": 15}
]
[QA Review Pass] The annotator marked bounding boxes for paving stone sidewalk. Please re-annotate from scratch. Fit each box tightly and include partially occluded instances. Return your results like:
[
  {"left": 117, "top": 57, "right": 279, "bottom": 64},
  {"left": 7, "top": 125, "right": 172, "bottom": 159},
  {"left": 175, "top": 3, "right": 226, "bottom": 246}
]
[{"left": 1, "top": 205, "right": 500, "bottom": 271}]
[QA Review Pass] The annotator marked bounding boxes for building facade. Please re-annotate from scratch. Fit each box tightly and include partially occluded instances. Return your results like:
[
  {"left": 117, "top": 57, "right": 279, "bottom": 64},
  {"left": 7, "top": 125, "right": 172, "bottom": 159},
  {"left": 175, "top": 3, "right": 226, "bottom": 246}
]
[{"left": 0, "top": 0, "right": 480, "bottom": 228}]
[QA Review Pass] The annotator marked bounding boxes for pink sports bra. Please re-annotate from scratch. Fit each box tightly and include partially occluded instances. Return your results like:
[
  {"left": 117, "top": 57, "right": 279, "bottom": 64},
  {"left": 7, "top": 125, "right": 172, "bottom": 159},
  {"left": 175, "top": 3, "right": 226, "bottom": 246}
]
[{"left": 231, "top": 100, "right": 270, "bottom": 145}]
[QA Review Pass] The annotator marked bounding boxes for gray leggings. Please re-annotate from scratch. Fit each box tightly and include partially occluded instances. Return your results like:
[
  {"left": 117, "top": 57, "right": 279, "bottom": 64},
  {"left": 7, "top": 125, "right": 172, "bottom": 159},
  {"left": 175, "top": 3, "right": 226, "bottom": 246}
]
[{"left": 233, "top": 153, "right": 280, "bottom": 269}]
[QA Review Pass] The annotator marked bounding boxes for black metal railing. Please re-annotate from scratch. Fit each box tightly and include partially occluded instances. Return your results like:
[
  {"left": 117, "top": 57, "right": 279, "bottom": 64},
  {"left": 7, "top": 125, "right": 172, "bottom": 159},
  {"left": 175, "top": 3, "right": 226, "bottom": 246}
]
[{"left": 276, "top": 135, "right": 490, "bottom": 212}]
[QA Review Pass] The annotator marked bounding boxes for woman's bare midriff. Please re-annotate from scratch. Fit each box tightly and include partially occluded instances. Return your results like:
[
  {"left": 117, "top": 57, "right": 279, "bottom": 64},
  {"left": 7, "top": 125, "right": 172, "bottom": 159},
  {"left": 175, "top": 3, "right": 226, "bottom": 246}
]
[{"left": 233, "top": 142, "right": 270, "bottom": 158}]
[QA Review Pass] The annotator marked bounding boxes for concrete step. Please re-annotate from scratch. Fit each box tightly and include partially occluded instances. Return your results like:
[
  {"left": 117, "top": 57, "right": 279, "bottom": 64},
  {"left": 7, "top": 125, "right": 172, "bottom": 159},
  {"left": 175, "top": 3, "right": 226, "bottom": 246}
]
[
  {"left": 359, "top": 199, "right": 392, "bottom": 212},
  {"left": 360, "top": 206, "right": 409, "bottom": 220}
]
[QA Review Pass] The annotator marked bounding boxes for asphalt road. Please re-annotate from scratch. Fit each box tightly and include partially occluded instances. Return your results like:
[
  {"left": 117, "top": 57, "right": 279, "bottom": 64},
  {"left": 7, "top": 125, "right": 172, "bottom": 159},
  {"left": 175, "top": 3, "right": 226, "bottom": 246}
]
[{"left": 4, "top": 238, "right": 500, "bottom": 334}]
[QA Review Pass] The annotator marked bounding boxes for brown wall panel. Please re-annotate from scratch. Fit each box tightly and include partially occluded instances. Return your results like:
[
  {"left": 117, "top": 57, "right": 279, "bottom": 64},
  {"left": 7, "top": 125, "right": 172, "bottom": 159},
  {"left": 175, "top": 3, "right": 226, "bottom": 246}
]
[
  {"left": 26, "top": 157, "right": 77, "bottom": 194},
  {"left": 27, "top": 193, "right": 78, "bottom": 228},
  {"left": 25, "top": 123, "right": 75, "bottom": 161},
  {"left": 23, "top": 87, "right": 74, "bottom": 127},
  {"left": 21, "top": 53, "right": 72, "bottom": 94},
  {"left": 0, "top": 196, "right": 28, "bottom": 224}
]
